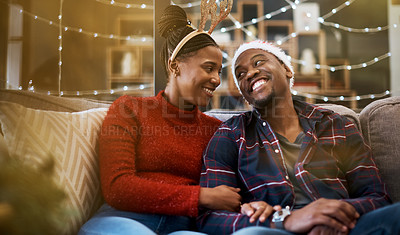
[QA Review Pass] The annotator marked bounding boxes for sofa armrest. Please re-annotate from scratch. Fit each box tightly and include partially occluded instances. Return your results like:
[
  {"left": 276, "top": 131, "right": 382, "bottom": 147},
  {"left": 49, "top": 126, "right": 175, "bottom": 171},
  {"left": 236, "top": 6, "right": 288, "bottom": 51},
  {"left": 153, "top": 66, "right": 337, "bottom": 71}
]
[
  {"left": 0, "top": 90, "right": 111, "bottom": 112},
  {"left": 359, "top": 96, "right": 400, "bottom": 202}
]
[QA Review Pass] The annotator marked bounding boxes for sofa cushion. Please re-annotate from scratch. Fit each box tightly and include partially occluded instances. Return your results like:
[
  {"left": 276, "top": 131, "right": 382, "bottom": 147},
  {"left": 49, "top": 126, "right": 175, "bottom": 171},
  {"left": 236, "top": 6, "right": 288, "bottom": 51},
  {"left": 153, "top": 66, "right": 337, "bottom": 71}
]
[
  {"left": 360, "top": 96, "right": 400, "bottom": 202},
  {"left": 0, "top": 101, "right": 108, "bottom": 235},
  {"left": 0, "top": 132, "right": 9, "bottom": 161}
]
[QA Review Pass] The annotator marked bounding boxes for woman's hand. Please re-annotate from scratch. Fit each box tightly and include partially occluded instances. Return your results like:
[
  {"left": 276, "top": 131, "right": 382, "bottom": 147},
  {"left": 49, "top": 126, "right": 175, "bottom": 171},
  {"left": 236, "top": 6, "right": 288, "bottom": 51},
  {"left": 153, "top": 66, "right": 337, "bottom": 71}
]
[
  {"left": 240, "top": 201, "right": 280, "bottom": 223},
  {"left": 199, "top": 185, "right": 241, "bottom": 212}
]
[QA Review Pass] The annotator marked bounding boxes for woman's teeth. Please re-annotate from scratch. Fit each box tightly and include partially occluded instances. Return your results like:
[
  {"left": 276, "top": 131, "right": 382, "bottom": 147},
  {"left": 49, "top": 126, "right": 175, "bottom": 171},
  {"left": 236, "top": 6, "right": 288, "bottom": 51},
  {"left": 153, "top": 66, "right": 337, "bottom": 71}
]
[{"left": 203, "top": 88, "right": 213, "bottom": 95}]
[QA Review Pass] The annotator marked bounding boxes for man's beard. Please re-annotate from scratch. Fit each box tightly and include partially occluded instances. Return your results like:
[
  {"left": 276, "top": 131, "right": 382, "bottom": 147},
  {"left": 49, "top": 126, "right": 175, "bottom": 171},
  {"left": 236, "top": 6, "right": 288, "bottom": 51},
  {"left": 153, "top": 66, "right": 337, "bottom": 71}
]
[{"left": 253, "top": 90, "right": 275, "bottom": 109}]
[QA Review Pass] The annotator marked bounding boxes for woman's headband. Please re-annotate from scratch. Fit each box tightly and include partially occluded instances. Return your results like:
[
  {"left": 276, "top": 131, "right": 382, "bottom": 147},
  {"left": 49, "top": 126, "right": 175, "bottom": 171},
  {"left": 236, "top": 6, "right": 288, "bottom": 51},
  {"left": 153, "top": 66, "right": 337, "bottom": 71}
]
[{"left": 170, "top": 0, "right": 233, "bottom": 61}]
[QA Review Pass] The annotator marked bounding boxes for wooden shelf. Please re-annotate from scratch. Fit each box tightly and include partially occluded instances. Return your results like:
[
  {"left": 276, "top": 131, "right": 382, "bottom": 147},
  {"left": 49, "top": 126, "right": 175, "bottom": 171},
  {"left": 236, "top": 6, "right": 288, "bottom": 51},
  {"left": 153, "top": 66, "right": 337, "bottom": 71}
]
[
  {"left": 106, "top": 14, "right": 154, "bottom": 97},
  {"left": 236, "top": 0, "right": 264, "bottom": 41},
  {"left": 295, "top": 74, "right": 324, "bottom": 82},
  {"left": 326, "top": 58, "right": 351, "bottom": 90}
]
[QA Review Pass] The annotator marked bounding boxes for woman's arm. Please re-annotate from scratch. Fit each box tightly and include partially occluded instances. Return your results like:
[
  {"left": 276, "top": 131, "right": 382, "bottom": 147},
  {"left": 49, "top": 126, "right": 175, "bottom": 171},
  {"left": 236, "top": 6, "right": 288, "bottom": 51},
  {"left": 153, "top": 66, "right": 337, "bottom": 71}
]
[{"left": 99, "top": 97, "right": 200, "bottom": 217}]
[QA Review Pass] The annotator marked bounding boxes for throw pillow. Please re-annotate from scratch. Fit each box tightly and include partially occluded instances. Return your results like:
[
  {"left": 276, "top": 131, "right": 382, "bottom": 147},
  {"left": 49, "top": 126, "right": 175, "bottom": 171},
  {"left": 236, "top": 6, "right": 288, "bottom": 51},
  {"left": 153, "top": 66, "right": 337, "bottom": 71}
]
[{"left": 0, "top": 101, "right": 108, "bottom": 235}]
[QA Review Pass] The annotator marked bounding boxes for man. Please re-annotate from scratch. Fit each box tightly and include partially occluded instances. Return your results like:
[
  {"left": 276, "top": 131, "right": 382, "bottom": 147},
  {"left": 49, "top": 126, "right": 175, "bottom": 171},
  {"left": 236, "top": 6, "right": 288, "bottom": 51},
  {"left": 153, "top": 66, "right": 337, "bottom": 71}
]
[{"left": 197, "top": 40, "right": 400, "bottom": 235}]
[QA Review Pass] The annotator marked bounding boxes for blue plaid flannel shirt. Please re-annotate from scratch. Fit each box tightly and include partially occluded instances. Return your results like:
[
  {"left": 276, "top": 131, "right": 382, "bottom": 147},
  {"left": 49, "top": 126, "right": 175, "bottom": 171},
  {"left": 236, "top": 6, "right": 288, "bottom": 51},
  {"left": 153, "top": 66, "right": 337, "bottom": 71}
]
[{"left": 197, "top": 99, "right": 391, "bottom": 234}]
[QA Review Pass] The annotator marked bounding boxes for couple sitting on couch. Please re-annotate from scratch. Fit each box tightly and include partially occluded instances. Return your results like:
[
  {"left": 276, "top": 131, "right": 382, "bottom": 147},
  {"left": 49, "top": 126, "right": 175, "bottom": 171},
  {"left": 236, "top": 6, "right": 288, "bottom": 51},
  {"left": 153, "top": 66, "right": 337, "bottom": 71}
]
[{"left": 79, "top": 5, "right": 400, "bottom": 235}]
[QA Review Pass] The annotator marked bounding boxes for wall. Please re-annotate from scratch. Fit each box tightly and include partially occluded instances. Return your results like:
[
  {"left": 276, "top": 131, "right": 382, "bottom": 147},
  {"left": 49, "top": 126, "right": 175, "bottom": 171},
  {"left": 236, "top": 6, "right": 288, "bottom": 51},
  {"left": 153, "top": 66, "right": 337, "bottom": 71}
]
[
  {"left": 0, "top": 0, "right": 393, "bottom": 105},
  {"left": 14, "top": 0, "right": 149, "bottom": 92},
  {"left": 389, "top": 0, "right": 400, "bottom": 95},
  {"left": 0, "top": 4, "right": 8, "bottom": 89}
]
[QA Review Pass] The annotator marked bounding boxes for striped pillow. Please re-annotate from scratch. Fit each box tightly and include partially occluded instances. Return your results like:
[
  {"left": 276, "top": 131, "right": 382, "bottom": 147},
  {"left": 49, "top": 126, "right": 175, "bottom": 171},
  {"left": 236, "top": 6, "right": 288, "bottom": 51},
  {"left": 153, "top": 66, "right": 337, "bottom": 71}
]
[{"left": 0, "top": 101, "right": 108, "bottom": 235}]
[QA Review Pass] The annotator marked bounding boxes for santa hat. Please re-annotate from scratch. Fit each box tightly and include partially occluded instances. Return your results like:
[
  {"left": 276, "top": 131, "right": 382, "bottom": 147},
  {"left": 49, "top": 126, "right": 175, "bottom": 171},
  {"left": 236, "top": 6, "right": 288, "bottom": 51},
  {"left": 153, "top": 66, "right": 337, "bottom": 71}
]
[{"left": 231, "top": 40, "right": 295, "bottom": 91}]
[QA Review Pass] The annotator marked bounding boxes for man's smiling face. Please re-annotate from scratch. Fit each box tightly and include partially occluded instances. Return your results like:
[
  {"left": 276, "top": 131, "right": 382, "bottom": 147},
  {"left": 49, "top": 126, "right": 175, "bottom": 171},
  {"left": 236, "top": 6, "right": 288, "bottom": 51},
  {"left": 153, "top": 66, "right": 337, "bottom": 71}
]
[{"left": 234, "top": 49, "right": 293, "bottom": 109}]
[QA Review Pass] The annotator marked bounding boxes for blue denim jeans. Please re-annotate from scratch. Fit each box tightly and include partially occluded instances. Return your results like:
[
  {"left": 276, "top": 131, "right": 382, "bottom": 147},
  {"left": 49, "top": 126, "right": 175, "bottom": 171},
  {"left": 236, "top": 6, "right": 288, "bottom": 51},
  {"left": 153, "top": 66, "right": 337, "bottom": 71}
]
[
  {"left": 232, "top": 202, "right": 400, "bottom": 235},
  {"left": 349, "top": 202, "right": 400, "bottom": 234},
  {"left": 78, "top": 203, "right": 204, "bottom": 235},
  {"left": 79, "top": 203, "right": 400, "bottom": 235}
]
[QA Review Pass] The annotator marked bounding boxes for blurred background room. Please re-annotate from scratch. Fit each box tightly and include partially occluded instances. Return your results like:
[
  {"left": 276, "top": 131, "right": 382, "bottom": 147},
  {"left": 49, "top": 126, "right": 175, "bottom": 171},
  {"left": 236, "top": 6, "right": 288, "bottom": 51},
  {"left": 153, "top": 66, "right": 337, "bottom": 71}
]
[{"left": 1, "top": 0, "right": 400, "bottom": 112}]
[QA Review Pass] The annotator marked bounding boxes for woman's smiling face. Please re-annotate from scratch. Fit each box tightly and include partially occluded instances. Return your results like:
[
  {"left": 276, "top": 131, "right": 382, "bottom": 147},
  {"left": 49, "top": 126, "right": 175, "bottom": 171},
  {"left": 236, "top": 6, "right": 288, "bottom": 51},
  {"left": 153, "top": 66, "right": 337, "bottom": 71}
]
[{"left": 174, "top": 45, "right": 222, "bottom": 107}]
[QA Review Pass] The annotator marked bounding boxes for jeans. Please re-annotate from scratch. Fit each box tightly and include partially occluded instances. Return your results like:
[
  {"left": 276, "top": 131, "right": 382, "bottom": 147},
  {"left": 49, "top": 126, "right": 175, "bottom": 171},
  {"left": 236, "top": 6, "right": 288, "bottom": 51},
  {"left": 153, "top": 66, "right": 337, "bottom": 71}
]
[
  {"left": 231, "top": 227, "right": 293, "bottom": 235},
  {"left": 231, "top": 202, "right": 400, "bottom": 235},
  {"left": 349, "top": 202, "right": 400, "bottom": 235},
  {"left": 78, "top": 203, "right": 204, "bottom": 235},
  {"left": 79, "top": 203, "right": 400, "bottom": 235}
]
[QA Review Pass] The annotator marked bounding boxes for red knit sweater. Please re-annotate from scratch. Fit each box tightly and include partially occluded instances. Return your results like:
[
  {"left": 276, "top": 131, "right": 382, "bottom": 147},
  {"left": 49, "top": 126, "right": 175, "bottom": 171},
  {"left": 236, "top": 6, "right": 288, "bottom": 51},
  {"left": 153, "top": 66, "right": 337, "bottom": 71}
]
[{"left": 99, "top": 91, "right": 221, "bottom": 217}]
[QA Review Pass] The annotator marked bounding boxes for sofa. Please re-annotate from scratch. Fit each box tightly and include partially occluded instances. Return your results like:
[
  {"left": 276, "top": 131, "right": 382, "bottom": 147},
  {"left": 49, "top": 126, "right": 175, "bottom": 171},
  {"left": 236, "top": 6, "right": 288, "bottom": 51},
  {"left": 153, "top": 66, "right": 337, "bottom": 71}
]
[{"left": 0, "top": 89, "right": 399, "bottom": 234}]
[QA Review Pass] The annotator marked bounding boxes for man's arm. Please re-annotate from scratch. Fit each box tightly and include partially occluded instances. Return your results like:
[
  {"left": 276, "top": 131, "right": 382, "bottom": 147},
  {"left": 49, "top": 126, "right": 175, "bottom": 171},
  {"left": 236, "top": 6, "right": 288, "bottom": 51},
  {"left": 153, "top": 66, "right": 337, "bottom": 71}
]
[
  {"left": 282, "top": 117, "right": 391, "bottom": 234},
  {"left": 338, "top": 117, "right": 391, "bottom": 214},
  {"left": 198, "top": 209, "right": 270, "bottom": 235},
  {"left": 197, "top": 122, "right": 272, "bottom": 234}
]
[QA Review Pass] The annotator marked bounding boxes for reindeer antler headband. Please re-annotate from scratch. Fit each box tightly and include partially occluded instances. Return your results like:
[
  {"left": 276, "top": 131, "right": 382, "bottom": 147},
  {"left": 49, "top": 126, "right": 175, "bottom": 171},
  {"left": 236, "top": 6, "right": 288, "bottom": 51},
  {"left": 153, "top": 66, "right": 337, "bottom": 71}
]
[{"left": 170, "top": 0, "right": 233, "bottom": 61}]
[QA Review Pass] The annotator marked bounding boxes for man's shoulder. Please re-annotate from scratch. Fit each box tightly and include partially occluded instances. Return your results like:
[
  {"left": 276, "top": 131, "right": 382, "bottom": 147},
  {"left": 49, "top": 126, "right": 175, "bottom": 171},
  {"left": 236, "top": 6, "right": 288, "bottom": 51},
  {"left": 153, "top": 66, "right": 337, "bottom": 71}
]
[
  {"left": 299, "top": 100, "right": 348, "bottom": 120},
  {"left": 305, "top": 102, "right": 356, "bottom": 132},
  {"left": 220, "top": 110, "right": 253, "bottom": 128}
]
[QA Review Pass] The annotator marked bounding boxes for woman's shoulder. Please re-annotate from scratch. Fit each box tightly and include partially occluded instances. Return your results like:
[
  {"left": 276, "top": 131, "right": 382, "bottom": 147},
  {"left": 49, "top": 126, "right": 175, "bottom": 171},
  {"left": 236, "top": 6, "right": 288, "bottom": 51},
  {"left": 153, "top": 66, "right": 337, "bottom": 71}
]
[
  {"left": 113, "top": 94, "right": 157, "bottom": 104},
  {"left": 106, "top": 95, "right": 161, "bottom": 119},
  {"left": 199, "top": 112, "right": 223, "bottom": 126},
  {"left": 110, "top": 95, "right": 159, "bottom": 109}
]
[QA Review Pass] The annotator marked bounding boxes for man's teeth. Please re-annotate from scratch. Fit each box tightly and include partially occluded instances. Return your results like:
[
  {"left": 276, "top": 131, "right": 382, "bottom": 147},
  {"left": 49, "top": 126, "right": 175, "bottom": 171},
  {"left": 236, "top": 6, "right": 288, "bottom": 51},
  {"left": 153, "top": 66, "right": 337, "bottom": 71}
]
[
  {"left": 252, "top": 80, "right": 266, "bottom": 91},
  {"left": 203, "top": 88, "right": 214, "bottom": 95}
]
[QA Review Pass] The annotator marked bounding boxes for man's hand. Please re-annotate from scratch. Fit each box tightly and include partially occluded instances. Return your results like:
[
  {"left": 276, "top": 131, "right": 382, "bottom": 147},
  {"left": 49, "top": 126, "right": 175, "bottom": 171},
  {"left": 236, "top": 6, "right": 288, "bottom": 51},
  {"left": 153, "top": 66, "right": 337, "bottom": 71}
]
[
  {"left": 240, "top": 201, "right": 281, "bottom": 223},
  {"left": 284, "top": 198, "right": 359, "bottom": 234},
  {"left": 199, "top": 185, "right": 242, "bottom": 212},
  {"left": 308, "top": 225, "right": 348, "bottom": 235}
]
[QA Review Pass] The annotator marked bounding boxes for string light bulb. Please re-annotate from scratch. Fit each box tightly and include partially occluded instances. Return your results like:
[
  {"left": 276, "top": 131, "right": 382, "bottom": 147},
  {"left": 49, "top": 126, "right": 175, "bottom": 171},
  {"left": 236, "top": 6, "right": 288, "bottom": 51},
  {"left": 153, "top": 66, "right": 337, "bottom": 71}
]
[
  {"left": 96, "top": 0, "right": 154, "bottom": 9},
  {"left": 4, "top": 0, "right": 396, "bottom": 105}
]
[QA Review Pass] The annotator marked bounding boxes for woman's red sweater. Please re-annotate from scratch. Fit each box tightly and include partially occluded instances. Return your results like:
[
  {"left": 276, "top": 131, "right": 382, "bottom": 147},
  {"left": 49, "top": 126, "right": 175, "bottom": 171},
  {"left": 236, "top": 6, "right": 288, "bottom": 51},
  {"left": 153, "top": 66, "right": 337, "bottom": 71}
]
[{"left": 99, "top": 91, "right": 221, "bottom": 217}]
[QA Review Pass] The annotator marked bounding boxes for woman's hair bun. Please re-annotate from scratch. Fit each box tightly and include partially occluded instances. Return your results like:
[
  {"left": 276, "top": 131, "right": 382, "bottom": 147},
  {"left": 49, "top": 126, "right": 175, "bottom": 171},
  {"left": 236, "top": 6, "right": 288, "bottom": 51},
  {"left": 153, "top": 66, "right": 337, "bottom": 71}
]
[{"left": 158, "top": 5, "right": 189, "bottom": 38}]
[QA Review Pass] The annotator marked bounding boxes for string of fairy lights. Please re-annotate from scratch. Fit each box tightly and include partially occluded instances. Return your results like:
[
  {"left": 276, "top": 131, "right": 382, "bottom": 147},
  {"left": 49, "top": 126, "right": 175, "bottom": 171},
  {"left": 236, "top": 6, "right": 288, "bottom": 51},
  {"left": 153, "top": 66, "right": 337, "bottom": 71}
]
[
  {"left": 95, "top": 0, "right": 153, "bottom": 9},
  {"left": 7, "top": 4, "right": 153, "bottom": 42},
  {"left": 24, "top": 81, "right": 153, "bottom": 96},
  {"left": 58, "top": 0, "right": 64, "bottom": 96},
  {"left": 2, "top": 0, "right": 396, "bottom": 102}
]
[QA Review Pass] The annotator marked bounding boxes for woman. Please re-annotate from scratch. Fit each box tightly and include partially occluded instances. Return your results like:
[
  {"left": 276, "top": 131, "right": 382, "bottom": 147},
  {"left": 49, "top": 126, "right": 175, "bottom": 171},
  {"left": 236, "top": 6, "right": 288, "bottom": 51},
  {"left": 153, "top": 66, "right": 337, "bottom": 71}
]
[{"left": 78, "top": 5, "right": 241, "bottom": 235}]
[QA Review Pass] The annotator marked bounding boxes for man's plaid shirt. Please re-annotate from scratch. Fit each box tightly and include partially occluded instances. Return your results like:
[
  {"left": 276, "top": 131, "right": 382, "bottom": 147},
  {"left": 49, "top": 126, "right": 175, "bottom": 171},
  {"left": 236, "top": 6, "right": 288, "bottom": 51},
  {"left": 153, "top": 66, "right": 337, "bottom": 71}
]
[{"left": 197, "top": 99, "right": 391, "bottom": 234}]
